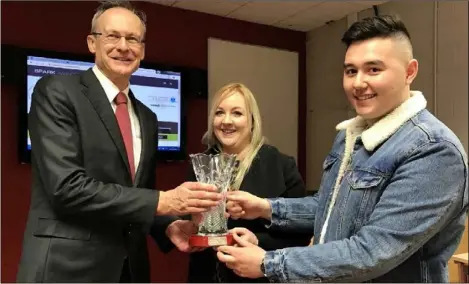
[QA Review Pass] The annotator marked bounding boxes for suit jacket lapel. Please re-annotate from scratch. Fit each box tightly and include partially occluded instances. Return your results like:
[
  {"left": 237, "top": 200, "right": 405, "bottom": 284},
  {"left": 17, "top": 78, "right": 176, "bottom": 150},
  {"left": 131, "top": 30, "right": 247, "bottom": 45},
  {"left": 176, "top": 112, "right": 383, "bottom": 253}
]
[
  {"left": 80, "top": 69, "right": 132, "bottom": 183},
  {"left": 129, "top": 90, "right": 151, "bottom": 186}
]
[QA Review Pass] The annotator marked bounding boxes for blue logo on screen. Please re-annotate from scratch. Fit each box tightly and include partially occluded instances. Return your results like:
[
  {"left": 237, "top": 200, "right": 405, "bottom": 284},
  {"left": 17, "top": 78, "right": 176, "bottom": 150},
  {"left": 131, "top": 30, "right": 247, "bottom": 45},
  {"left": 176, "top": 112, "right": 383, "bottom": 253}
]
[{"left": 170, "top": 97, "right": 176, "bottom": 103}]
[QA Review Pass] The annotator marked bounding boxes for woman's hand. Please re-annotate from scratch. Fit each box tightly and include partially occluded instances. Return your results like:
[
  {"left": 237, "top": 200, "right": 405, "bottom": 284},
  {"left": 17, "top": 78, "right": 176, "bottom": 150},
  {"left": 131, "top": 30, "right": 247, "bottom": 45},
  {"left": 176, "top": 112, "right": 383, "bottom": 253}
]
[{"left": 230, "top": 227, "right": 258, "bottom": 246}]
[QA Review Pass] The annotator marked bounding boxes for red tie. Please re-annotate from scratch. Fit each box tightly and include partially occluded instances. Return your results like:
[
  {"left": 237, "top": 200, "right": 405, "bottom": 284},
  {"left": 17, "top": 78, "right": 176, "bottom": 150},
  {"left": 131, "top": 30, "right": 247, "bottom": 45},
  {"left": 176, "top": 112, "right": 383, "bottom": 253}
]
[{"left": 114, "top": 92, "right": 135, "bottom": 181}]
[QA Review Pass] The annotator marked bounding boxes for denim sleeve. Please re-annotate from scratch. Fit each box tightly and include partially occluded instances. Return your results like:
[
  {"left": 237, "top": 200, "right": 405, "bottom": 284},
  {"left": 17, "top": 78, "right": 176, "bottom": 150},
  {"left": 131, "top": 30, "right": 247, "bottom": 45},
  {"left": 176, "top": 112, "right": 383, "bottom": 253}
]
[
  {"left": 264, "top": 141, "right": 468, "bottom": 283},
  {"left": 266, "top": 194, "right": 319, "bottom": 234}
]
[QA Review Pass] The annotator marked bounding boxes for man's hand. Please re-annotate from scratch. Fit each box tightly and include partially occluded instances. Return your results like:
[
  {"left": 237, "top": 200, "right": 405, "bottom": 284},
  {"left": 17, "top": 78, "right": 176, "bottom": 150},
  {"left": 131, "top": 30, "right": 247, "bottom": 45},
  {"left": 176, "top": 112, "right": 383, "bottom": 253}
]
[
  {"left": 165, "top": 217, "right": 206, "bottom": 253},
  {"left": 157, "top": 182, "right": 222, "bottom": 216},
  {"left": 226, "top": 191, "right": 272, "bottom": 220},
  {"left": 216, "top": 232, "right": 266, "bottom": 279}
]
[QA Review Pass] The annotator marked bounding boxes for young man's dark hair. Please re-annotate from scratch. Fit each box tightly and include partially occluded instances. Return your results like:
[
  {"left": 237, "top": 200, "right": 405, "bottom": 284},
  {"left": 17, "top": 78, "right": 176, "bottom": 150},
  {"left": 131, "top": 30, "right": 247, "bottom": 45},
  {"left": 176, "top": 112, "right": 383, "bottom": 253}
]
[{"left": 341, "top": 15, "right": 411, "bottom": 48}]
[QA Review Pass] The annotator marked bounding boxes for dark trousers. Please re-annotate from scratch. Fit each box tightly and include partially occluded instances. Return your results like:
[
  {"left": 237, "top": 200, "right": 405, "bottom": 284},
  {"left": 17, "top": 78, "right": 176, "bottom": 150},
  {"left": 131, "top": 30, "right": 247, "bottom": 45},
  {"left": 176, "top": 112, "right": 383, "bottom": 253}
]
[{"left": 119, "top": 258, "right": 132, "bottom": 283}]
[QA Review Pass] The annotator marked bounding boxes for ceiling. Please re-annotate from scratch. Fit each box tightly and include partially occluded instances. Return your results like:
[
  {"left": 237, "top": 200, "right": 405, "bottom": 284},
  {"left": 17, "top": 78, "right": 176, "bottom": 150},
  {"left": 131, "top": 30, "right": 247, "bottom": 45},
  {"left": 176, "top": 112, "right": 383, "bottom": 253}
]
[{"left": 146, "top": 0, "right": 388, "bottom": 32}]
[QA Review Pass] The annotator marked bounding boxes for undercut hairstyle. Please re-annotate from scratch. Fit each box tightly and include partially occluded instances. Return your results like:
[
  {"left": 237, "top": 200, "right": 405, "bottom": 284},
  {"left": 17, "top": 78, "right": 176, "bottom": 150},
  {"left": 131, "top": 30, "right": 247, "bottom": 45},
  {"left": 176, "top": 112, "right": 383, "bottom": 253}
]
[
  {"left": 91, "top": 0, "right": 147, "bottom": 39},
  {"left": 341, "top": 15, "right": 412, "bottom": 51}
]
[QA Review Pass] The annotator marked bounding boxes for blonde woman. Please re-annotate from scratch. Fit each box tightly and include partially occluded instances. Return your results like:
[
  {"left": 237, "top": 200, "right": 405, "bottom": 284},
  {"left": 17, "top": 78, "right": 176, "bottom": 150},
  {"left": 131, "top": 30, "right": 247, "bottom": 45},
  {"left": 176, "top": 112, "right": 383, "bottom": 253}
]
[{"left": 187, "top": 83, "right": 311, "bottom": 283}]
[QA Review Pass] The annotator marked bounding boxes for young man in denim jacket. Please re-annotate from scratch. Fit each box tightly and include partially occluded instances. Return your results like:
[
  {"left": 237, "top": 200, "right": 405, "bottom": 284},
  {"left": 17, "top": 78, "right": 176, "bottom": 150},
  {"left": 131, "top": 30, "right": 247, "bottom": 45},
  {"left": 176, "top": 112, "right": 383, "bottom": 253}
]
[{"left": 216, "top": 15, "right": 469, "bottom": 282}]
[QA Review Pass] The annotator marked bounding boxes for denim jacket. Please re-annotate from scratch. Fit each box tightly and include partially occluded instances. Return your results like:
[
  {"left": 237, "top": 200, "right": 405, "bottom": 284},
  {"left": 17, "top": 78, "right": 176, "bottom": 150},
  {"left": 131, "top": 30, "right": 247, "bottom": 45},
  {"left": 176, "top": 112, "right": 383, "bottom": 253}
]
[{"left": 264, "top": 91, "right": 469, "bottom": 282}]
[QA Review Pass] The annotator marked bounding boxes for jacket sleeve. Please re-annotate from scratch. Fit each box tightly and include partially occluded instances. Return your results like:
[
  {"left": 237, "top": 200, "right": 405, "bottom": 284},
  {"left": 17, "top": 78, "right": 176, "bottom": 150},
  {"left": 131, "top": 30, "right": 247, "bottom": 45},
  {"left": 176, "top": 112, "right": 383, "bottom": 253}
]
[
  {"left": 29, "top": 75, "right": 157, "bottom": 225},
  {"left": 257, "top": 155, "right": 313, "bottom": 250},
  {"left": 264, "top": 141, "right": 468, "bottom": 283},
  {"left": 149, "top": 215, "right": 178, "bottom": 253},
  {"left": 149, "top": 162, "right": 198, "bottom": 251}
]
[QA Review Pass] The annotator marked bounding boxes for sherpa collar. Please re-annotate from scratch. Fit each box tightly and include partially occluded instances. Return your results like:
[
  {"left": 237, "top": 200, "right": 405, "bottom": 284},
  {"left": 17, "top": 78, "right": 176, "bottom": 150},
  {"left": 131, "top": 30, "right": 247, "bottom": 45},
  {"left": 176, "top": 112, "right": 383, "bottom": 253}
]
[{"left": 335, "top": 91, "right": 427, "bottom": 151}]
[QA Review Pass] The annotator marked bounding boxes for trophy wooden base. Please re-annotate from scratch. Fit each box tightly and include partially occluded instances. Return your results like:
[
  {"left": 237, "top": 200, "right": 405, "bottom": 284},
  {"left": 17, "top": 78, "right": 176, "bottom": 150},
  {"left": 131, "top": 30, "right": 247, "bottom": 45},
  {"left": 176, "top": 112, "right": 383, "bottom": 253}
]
[{"left": 189, "top": 233, "right": 234, "bottom": 247}]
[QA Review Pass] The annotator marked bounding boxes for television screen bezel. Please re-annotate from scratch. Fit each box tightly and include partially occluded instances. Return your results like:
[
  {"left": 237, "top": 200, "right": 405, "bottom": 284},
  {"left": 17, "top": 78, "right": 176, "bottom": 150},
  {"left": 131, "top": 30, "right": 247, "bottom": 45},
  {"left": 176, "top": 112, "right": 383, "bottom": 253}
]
[{"left": 17, "top": 46, "right": 187, "bottom": 163}]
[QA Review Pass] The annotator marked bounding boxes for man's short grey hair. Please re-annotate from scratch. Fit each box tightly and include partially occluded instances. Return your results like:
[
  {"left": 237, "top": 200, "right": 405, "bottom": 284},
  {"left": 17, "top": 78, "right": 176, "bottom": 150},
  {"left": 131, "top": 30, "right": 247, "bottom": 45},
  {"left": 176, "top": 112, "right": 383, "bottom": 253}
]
[{"left": 90, "top": 0, "right": 147, "bottom": 39}]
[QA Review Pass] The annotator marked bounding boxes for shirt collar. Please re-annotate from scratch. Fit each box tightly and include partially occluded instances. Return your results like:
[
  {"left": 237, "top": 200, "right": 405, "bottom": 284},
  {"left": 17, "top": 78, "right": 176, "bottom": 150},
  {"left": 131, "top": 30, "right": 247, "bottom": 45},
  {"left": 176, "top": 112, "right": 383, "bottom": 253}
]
[{"left": 92, "top": 65, "right": 130, "bottom": 104}]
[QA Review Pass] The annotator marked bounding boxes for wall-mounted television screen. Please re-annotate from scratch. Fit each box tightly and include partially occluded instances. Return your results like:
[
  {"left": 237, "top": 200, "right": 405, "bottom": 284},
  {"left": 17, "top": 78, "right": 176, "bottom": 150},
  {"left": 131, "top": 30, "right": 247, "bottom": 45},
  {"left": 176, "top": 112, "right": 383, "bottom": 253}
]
[{"left": 10, "top": 46, "right": 186, "bottom": 162}]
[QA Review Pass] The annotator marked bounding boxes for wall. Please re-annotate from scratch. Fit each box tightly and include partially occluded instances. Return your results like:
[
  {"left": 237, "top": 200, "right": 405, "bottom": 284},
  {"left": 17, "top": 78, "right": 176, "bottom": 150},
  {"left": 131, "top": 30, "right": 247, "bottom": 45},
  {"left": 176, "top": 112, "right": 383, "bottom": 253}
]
[
  {"left": 208, "top": 38, "right": 299, "bottom": 160},
  {"left": 305, "top": 17, "right": 349, "bottom": 191},
  {"left": 306, "top": 1, "right": 468, "bottom": 281},
  {"left": 0, "top": 1, "right": 306, "bottom": 282}
]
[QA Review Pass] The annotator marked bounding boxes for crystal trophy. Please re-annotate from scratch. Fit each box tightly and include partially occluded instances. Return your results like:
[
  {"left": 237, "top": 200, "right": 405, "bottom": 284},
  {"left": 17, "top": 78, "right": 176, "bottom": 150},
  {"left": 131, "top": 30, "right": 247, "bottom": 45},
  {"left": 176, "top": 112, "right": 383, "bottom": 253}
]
[{"left": 189, "top": 153, "right": 237, "bottom": 247}]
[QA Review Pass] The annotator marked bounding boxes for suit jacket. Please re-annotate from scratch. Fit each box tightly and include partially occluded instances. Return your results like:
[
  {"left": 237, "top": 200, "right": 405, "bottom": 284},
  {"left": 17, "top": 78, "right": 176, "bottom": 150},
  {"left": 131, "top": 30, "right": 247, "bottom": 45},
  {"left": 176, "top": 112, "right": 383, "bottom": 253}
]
[
  {"left": 187, "top": 144, "right": 312, "bottom": 283},
  {"left": 17, "top": 69, "right": 176, "bottom": 283}
]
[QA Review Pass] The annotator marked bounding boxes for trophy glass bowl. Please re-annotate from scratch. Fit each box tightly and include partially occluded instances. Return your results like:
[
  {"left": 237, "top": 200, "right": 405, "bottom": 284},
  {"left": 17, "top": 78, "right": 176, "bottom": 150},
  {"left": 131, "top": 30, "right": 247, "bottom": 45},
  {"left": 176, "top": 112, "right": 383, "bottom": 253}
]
[{"left": 189, "top": 152, "right": 237, "bottom": 247}]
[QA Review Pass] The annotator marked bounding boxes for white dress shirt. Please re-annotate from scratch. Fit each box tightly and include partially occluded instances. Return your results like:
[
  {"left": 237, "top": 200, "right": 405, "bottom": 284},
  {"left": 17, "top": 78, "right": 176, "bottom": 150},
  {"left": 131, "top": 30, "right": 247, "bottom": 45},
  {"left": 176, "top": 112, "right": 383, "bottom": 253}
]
[{"left": 92, "top": 65, "right": 141, "bottom": 174}]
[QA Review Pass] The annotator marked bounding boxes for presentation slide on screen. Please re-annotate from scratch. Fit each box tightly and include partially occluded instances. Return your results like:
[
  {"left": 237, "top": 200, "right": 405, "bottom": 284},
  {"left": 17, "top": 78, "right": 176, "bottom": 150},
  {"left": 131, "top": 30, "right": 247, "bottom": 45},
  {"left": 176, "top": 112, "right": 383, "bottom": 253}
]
[{"left": 26, "top": 56, "right": 182, "bottom": 151}]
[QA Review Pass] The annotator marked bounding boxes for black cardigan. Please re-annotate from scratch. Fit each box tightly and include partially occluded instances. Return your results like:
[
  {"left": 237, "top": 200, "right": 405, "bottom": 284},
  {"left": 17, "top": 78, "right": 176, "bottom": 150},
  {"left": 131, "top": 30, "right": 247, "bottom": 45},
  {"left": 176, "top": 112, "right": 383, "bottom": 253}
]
[{"left": 187, "top": 144, "right": 312, "bottom": 283}]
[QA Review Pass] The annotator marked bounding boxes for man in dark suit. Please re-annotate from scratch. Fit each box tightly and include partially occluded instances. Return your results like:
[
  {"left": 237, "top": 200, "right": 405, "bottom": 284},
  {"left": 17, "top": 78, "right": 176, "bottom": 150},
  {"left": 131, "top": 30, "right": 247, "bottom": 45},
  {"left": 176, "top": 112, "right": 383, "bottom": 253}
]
[{"left": 16, "top": 1, "right": 221, "bottom": 282}]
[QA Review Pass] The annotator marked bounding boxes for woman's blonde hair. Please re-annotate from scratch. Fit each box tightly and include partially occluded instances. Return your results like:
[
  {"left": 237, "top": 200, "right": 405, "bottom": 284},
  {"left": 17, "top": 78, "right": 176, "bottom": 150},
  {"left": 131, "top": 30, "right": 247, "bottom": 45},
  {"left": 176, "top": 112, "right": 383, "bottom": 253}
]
[{"left": 202, "top": 83, "right": 265, "bottom": 190}]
